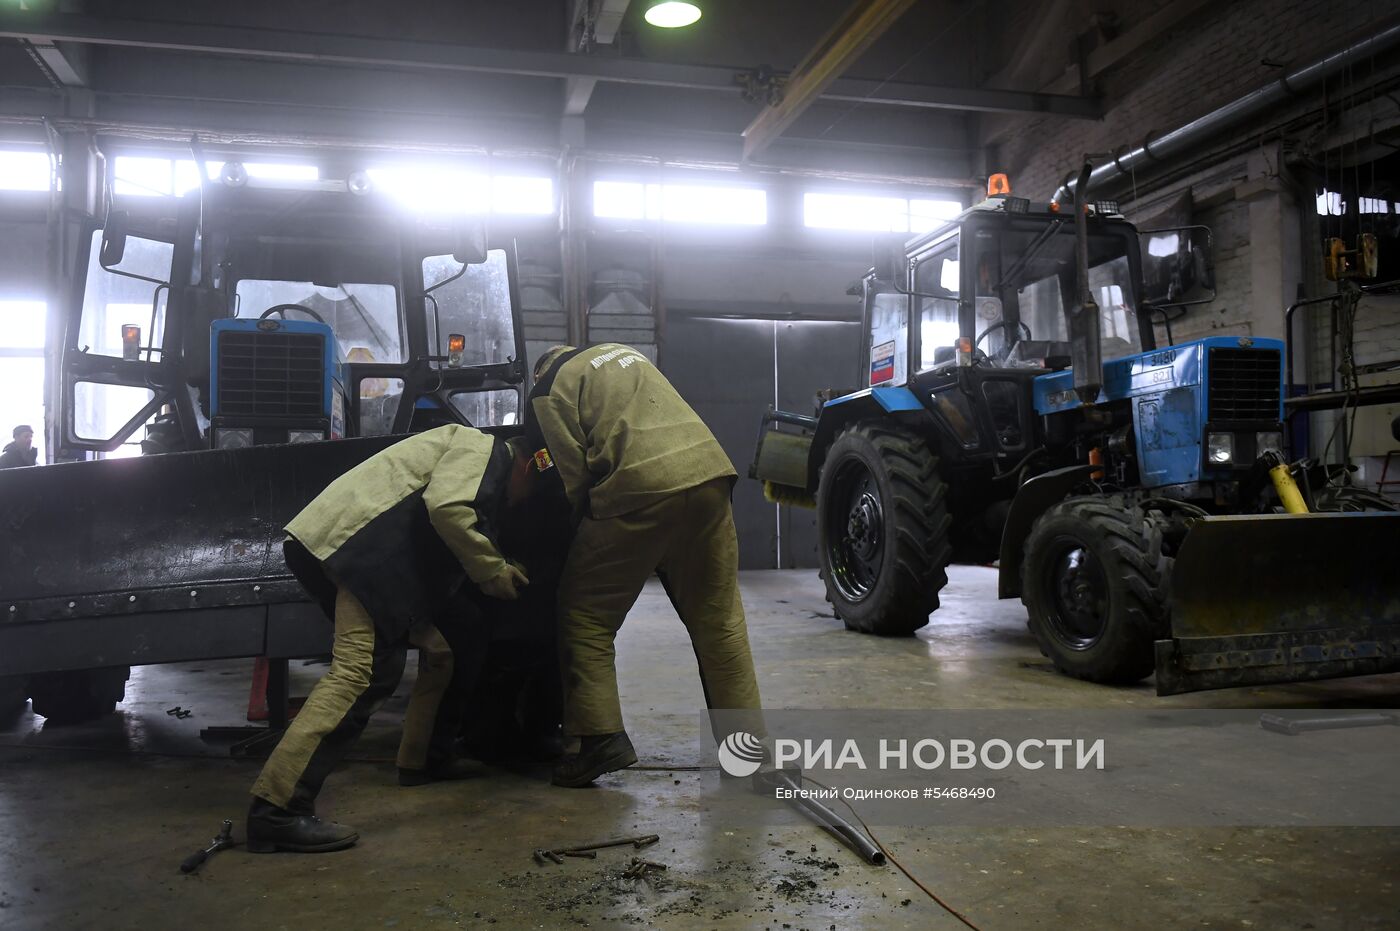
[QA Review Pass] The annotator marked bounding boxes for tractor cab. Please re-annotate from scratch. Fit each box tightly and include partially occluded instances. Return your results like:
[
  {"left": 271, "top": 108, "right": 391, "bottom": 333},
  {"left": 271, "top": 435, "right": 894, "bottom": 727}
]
[
  {"left": 61, "top": 171, "right": 526, "bottom": 457},
  {"left": 842, "top": 197, "right": 1155, "bottom": 474}
]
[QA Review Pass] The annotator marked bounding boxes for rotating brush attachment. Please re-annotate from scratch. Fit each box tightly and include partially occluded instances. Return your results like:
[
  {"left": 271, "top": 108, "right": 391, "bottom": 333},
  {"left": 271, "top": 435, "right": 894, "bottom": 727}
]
[{"left": 763, "top": 481, "right": 815, "bottom": 509}]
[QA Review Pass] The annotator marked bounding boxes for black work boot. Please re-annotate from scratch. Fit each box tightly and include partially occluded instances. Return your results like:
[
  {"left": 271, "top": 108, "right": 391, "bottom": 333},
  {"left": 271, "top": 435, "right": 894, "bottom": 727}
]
[
  {"left": 245, "top": 797, "right": 359, "bottom": 853},
  {"left": 551, "top": 732, "right": 638, "bottom": 787},
  {"left": 398, "top": 757, "right": 484, "bottom": 787}
]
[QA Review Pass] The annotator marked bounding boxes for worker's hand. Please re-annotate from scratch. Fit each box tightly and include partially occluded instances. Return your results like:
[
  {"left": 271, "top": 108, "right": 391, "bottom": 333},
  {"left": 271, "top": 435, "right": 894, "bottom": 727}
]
[{"left": 480, "top": 561, "right": 529, "bottom": 600}]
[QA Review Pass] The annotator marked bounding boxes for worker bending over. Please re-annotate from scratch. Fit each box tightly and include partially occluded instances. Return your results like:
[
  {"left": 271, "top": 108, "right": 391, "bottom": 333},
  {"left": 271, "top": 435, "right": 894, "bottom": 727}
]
[
  {"left": 526, "top": 343, "right": 763, "bottom": 787},
  {"left": 247, "top": 425, "right": 535, "bottom": 853}
]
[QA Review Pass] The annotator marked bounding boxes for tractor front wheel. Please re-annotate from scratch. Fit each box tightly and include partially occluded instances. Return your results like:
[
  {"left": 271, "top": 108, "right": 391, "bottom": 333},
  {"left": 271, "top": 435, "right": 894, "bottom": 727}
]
[
  {"left": 1021, "top": 496, "right": 1170, "bottom": 683},
  {"left": 817, "top": 422, "right": 951, "bottom": 636}
]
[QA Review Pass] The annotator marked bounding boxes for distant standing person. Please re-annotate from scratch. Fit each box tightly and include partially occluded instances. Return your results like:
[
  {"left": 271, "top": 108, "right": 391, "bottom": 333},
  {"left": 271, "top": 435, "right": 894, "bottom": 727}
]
[{"left": 0, "top": 425, "right": 37, "bottom": 469}]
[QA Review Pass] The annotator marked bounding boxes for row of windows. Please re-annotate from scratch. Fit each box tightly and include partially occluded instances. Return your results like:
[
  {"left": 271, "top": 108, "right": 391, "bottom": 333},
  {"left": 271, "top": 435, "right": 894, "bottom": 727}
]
[
  {"left": 2, "top": 149, "right": 963, "bottom": 230},
  {"left": 593, "top": 180, "right": 962, "bottom": 230},
  {"left": 1316, "top": 189, "right": 1393, "bottom": 216}
]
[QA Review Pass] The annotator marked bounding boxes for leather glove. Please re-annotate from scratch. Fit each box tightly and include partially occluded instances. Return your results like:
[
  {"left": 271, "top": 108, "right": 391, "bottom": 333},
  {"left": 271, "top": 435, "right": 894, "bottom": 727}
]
[{"left": 479, "top": 562, "right": 529, "bottom": 600}]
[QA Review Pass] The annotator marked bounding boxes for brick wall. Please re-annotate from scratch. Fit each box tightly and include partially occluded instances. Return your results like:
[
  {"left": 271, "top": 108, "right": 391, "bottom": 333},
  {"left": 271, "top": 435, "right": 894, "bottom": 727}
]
[
  {"left": 997, "top": 0, "right": 1393, "bottom": 200},
  {"left": 995, "top": 0, "right": 1400, "bottom": 473}
]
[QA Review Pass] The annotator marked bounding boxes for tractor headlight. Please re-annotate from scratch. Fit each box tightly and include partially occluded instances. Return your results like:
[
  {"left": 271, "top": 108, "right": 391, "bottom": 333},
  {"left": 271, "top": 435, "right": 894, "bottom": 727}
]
[
  {"left": 1256, "top": 431, "right": 1284, "bottom": 458},
  {"left": 1206, "top": 432, "right": 1234, "bottom": 464},
  {"left": 287, "top": 430, "right": 325, "bottom": 444},
  {"left": 214, "top": 427, "right": 253, "bottom": 450}
]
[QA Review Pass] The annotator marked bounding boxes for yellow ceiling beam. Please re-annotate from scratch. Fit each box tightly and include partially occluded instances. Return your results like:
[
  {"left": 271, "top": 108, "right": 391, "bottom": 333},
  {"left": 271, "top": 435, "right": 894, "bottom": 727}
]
[{"left": 741, "top": 0, "right": 920, "bottom": 161}]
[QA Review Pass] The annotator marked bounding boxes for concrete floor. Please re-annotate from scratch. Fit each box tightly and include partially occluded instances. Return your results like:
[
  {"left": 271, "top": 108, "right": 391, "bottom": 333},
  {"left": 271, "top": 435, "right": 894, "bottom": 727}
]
[{"left": 1, "top": 566, "right": 1398, "bottom": 930}]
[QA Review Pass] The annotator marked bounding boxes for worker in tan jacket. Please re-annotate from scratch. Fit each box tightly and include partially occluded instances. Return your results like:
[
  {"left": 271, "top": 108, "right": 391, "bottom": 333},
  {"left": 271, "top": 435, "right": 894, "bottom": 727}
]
[
  {"left": 526, "top": 344, "right": 763, "bottom": 787},
  {"left": 246, "top": 424, "right": 537, "bottom": 853}
]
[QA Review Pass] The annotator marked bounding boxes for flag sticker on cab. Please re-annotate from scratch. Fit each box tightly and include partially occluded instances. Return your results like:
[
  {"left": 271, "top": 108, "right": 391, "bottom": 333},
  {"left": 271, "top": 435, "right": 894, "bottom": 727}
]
[{"left": 870, "top": 340, "right": 896, "bottom": 384}]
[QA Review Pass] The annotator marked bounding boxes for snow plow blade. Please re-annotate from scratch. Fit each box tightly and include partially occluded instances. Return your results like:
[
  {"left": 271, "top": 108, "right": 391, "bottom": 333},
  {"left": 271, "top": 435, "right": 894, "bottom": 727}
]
[{"left": 1155, "top": 512, "right": 1400, "bottom": 695}]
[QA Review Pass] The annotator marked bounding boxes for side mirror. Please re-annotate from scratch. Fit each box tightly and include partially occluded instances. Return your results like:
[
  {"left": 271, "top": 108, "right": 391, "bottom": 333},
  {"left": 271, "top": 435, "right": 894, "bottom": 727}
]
[
  {"left": 452, "top": 221, "right": 488, "bottom": 266},
  {"left": 100, "top": 210, "right": 131, "bottom": 267},
  {"left": 1140, "top": 225, "right": 1216, "bottom": 306}
]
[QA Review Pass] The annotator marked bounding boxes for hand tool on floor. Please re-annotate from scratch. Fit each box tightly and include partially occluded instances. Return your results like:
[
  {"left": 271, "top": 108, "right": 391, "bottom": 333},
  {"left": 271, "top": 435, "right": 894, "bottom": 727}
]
[
  {"left": 1259, "top": 712, "right": 1399, "bottom": 735},
  {"left": 532, "top": 833, "right": 660, "bottom": 864},
  {"left": 621, "top": 857, "right": 668, "bottom": 879},
  {"left": 180, "top": 820, "right": 236, "bottom": 874}
]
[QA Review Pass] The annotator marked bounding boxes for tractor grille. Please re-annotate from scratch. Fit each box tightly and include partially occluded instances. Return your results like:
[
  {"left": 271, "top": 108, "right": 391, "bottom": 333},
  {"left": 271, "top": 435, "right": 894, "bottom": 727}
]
[
  {"left": 1207, "top": 347, "right": 1281, "bottom": 422},
  {"left": 216, "top": 331, "right": 325, "bottom": 418}
]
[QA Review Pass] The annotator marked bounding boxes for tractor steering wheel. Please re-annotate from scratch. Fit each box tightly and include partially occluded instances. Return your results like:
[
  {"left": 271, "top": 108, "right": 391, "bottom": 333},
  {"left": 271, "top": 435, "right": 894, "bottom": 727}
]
[
  {"left": 259, "top": 303, "right": 327, "bottom": 325},
  {"left": 975, "top": 319, "right": 1032, "bottom": 356}
]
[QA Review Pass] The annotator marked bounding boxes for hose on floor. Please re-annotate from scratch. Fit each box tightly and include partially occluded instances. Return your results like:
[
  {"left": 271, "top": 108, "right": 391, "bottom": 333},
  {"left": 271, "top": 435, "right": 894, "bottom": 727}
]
[{"left": 801, "top": 773, "right": 983, "bottom": 931}]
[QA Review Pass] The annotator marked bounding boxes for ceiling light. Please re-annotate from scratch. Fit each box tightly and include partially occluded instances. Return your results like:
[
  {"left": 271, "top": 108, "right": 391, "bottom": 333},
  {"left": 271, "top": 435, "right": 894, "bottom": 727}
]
[{"left": 644, "top": 1, "right": 702, "bottom": 28}]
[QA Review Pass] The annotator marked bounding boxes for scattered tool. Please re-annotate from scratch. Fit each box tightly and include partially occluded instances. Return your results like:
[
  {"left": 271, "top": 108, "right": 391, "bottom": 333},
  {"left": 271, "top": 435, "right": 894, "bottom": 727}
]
[
  {"left": 532, "top": 833, "right": 660, "bottom": 865},
  {"left": 180, "top": 820, "right": 235, "bottom": 874},
  {"left": 166, "top": 706, "right": 193, "bottom": 720},
  {"left": 621, "top": 857, "right": 668, "bottom": 880},
  {"left": 1260, "top": 712, "right": 1398, "bottom": 735}
]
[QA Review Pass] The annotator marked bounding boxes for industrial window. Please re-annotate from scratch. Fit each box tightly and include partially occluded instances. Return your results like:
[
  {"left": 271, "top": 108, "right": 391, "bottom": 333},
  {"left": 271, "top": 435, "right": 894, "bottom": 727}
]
[
  {"left": 592, "top": 181, "right": 767, "bottom": 225},
  {"left": 0, "top": 300, "right": 46, "bottom": 462},
  {"left": 113, "top": 157, "right": 319, "bottom": 196},
  {"left": 368, "top": 168, "right": 554, "bottom": 215},
  {"left": 804, "top": 192, "right": 962, "bottom": 232},
  {"left": 0, "top": 151, "right": 52, "bottom": 191}
]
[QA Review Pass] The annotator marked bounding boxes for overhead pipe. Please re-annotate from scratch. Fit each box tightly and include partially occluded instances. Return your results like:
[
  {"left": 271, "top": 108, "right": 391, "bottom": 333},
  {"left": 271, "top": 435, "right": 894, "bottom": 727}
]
[{"left": 1054, "top": 18, "right": 1400, "bottom": 203}]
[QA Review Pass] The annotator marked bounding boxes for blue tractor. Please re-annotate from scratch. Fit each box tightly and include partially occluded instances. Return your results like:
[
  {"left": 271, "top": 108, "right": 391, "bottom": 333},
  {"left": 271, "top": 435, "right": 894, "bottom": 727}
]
[{"left": 753, "top": 165, "right": 1399, "bottom": 694}]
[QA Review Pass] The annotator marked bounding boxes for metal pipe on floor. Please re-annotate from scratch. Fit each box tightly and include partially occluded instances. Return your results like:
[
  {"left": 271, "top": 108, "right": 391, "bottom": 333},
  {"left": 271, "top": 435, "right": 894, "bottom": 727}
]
[{"left": 771, "top": 771, "right": 886, "bottom": 866}]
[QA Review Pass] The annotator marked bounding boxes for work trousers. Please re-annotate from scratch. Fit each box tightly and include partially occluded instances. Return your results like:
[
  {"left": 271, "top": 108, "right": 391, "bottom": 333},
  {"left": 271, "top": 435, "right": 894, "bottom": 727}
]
[
  {"left": 557, "top": 477, "right": 762, "bottom": 737},
  {"left": 251, "top": 587, "right": 470, "bottom": 812}
]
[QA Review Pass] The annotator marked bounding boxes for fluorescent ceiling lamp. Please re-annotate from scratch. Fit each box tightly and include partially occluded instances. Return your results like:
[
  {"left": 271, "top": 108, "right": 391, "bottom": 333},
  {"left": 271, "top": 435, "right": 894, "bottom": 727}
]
[
  {"left": 0, "top": 151, "right": 51, "bottom": 191},
  {"left": 645, "top": 1, "right": 702, "bottom": 27}
]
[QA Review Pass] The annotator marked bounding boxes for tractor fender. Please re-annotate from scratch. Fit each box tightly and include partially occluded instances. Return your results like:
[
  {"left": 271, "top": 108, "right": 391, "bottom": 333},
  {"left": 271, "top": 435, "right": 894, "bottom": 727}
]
[
  {"left": 807, "top": 387, "right": 929, "bottom": 489},
  {"left": 997, "top": 464, "right": 1099, "bottom": 599}
]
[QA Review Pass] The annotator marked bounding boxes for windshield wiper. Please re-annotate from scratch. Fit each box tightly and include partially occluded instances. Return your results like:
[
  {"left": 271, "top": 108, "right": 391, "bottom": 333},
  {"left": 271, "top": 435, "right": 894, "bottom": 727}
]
[
  {"left": 996, "top": 219, "right": 1065, "bottom": 292},
  {"left": 336, "top": 285, "right": 397, "bottom": 356}
]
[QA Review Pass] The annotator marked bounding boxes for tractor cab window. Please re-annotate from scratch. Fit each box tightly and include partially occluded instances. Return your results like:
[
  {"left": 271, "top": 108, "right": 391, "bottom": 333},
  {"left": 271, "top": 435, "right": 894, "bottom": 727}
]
[
  {"left": 1087, "top": 255, "right": 1138, "bottom": 359},
  {"left": 77, "top": 230, "right": 172, "bottom": 359},
  {"left": 914, "top": 241, "right": 960, "bottom": 369},
  {"left": 423, "top": 249, "right": 517, "bottom": 368},
  {"left": 987, "top": 226, "right": 1142, "bottom": 362},
  {"left": 233, "top": 280, "right": 404, "bottom": 364}
]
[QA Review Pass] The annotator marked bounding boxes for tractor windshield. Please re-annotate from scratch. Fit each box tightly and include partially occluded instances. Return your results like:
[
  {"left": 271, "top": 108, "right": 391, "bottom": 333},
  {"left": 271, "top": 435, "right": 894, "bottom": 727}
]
[
  {"left": 979, "top": 225, "right": 1142, "bottom": 360},
  {"left": 234, "top": 280, "right": 404, "bottom": 363}
]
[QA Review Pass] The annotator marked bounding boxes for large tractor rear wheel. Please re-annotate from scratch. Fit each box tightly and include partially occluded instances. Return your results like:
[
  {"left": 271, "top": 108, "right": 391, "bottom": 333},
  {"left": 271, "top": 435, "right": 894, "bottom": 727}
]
[
  {"left": 1021, "top": 496, "right": 1170, "bottom": 683},
  {"left": 817, "top": 422, "right": 951, "bottom": 635}
]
